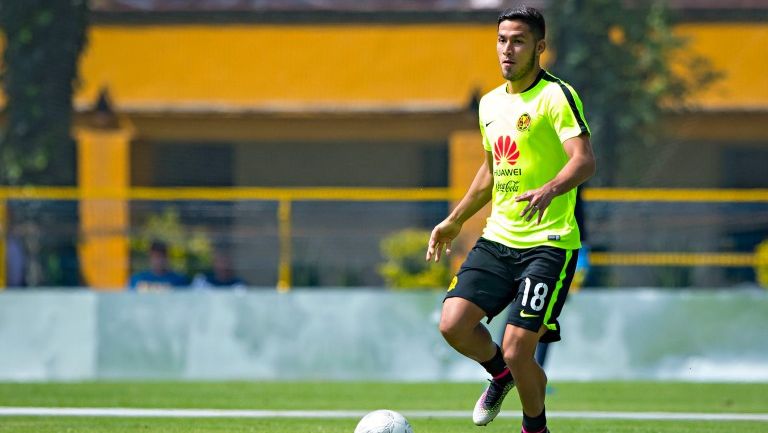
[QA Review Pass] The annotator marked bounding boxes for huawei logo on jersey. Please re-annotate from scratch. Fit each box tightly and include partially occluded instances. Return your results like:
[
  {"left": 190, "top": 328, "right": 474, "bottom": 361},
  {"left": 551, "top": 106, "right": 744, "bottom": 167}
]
[{"left": 494, "top": 136, "right": 520, "bottom": 166}]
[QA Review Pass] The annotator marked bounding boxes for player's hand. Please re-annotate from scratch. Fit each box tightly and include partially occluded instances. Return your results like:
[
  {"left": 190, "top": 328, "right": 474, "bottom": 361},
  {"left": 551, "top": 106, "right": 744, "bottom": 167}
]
[
  {"left": 515, "top": 185, "right": 556, "bottom": 224},
  {"left": 426, "top": 219, "right": 462, "bottom": 263}
]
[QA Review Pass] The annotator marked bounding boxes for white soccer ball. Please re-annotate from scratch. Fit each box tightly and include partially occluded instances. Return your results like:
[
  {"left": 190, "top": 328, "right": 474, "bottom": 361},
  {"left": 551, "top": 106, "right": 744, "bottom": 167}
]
[{"left": 354, "top": 409, "right": 414, "bottom": 433}]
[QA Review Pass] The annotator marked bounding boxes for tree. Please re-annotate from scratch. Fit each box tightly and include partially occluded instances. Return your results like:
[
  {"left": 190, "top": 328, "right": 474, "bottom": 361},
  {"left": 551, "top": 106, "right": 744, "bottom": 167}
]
[
  {"left": 0, "top": 0, "right": 88, "bottom": 185},
  {"left": 378, "top": 229, "right": 452, "bottom": 289},
  {"left": 0, "top": 1, "right": 88, "bottom": 286},
  {"left": 547, "top": 0, "right": 720, "bottom": 186}
]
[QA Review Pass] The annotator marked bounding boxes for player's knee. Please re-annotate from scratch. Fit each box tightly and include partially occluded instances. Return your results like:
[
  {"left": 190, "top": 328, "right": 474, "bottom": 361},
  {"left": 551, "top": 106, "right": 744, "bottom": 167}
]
[
  {"left": 438, "top": 318, "right": 459, "bottom": 342},
  {"left": 502, "top": 346, "right": 523, "bottom": 369},
  {"left": 438, "top": 317, "right": 469, "bottom": 344},
  {"left": 502, "top": 342, "right": 534, "bottom": 370}
]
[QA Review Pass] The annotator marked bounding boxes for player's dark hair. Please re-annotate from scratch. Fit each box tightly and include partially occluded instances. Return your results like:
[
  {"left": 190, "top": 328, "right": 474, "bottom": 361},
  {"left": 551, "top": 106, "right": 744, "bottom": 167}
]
[
  {"left": 150, "top": 240, "right": 168, "bottom": 254},
  {"left": 497, "top": 6, "right": 545, "bottom": 41}
]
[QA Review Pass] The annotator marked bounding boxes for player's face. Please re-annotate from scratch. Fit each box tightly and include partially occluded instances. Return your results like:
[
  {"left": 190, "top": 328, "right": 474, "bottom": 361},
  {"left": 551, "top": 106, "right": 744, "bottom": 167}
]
[
  {"left": 149, "top": 250, "right": 169, "bottom": 273},
  {"left": 497, "top": 20, "right": 542, "bottom": 82}
]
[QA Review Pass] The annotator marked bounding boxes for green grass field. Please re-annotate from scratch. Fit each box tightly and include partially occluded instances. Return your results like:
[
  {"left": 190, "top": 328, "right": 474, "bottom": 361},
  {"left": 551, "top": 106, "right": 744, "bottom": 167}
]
[{"left": 0, "top": 381, "right": 766, "bottom": 432}]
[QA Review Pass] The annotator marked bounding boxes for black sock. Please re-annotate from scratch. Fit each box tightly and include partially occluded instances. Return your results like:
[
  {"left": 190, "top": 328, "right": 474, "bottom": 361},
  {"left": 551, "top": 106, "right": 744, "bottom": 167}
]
[
  {"left": 522, "top": 407, "right": 546, "bottom": 433},
  {"left": 479, "top": 344, "right": 513, "bottom": 384}
]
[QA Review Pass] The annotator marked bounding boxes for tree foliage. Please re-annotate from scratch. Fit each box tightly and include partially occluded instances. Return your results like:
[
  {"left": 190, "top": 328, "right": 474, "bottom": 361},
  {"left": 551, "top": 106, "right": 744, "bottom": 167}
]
[
  {"left": 131, "top": 207, "right": 214, "bottom": 277},
  {"left": 755, "top": 239, "right": 768, "bottom": 289},
  {"left": 547, "top": 0, "right": 721, "bottom": 186},
  {"left": 0, "top": 0, "right": 88, "bottom": 185},
  {"left": 378, "top": 229, "right": 452, "bottom": 289}
]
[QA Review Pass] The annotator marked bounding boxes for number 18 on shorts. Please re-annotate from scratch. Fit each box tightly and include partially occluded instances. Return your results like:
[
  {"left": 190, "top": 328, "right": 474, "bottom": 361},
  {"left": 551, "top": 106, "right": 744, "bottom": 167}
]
[{"left": 445, "top": 238, "right": 579, "bottom": 343}]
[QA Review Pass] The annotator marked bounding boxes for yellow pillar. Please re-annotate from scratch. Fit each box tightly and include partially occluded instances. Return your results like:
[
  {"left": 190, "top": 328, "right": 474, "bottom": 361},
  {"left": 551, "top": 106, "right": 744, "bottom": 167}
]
[
  {"left": 277, "top": 199, "right": 292, "bottom": 292},
  {"left": 76, "top": 125, "right": 132, "bottom": 290},
  {"left": 448, "top": 130, "right": 491, "bottom": 270}
]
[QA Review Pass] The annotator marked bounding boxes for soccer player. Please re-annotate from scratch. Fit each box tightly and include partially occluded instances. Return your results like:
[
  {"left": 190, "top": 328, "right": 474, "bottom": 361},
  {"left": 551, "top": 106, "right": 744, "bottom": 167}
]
[{"left": 425, "top": 7, "right": 595, "bottom": 433}]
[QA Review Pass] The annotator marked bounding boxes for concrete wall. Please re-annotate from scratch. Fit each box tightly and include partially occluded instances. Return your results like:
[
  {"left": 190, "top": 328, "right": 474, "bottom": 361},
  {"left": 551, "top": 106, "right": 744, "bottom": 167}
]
[{"left": 1, "top": 288, "right": 766, "bottom": 382}]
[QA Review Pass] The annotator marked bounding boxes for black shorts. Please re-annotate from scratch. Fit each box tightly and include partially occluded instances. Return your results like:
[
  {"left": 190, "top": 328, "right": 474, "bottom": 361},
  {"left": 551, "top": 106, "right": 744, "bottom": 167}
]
[{"left": 444, "top": 237, "right": 578, "bottom": 343}]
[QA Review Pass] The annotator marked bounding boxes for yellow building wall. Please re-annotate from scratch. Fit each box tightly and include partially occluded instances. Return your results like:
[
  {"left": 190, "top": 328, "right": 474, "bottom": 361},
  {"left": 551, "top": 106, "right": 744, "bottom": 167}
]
[
  {"left": 67, "top": 22, "right": 768, "bottom": 111},
  {"left": 0, "top": 23, "right": 765, "bottom": 111},
  {"left": 675, "top": 23, "right": 768, "bottom": 110},
  {"left": 75, "top": 24, "right": 502, "bottom": 109}
]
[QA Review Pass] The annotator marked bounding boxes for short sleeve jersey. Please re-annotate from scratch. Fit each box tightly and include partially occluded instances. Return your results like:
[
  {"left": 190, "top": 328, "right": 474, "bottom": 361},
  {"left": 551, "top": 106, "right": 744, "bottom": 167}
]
[{"left": 479, "top": 70, "right": 590, "bottom": 250}]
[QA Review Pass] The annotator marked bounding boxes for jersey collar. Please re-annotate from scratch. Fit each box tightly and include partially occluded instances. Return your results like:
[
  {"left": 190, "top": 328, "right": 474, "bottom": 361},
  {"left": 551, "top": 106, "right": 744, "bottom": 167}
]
[{"left": 506, "top": 69, "right": 546, "bottom": 95}]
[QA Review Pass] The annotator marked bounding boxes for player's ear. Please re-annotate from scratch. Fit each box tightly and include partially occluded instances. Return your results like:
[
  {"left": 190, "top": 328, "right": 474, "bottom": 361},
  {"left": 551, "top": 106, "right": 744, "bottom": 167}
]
[{"left": 536, "top": 39, "right": 546, "bottom": 55}]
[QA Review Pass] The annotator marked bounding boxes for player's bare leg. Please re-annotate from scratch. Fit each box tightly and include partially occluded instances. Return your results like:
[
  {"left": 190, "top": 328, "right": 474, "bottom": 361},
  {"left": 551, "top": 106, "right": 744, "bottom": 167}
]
[
  {"left": 440, "top": 297, "right": 516, "bottom": 425},
  {"left": 438, "top": 297, "right": 496, "bottom": 362},
  {"left": 503, "top": 324, "right": 549, "bottom": 432}
]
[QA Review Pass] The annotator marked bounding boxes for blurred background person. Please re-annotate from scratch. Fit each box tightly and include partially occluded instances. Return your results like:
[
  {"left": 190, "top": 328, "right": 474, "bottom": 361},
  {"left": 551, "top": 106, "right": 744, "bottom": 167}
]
[
  {"left": 191, "top": 247, "right": 246, "bottom": 290},
  {"left": 4, "top": 207, "right": 26, "bottom": 288},
  {"left": 129, "top": 240, "right": 189, "bottom": 291},
  {"left": 5, "top": 232, "right": 27, "bottom": 288}
]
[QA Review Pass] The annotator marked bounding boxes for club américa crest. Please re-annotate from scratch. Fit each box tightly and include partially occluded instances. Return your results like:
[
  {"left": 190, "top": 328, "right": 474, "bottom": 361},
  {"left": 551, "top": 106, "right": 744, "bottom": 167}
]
[{"left": 517, "top": 113, "right": 531, "bottom": 132}]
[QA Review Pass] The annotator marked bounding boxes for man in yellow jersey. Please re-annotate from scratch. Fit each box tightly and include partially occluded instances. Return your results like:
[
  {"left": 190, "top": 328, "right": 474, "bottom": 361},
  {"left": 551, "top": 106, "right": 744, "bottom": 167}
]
[{"left": 426, "top": 7, "right": 595, "bottom": 433}]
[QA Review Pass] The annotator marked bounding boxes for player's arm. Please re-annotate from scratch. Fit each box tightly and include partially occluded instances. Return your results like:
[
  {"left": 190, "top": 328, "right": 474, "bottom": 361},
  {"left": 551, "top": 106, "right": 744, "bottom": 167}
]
[
  {"left": 426, "top": 151, "right": 493, "bottom": 262},
  {"left": 515, "top": 133, "right": 596, "bottom": 224}
]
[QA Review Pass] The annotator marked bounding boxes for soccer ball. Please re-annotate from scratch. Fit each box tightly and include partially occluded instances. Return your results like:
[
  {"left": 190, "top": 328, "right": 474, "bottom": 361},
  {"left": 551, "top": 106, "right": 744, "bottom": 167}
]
[{"left": 354, "top": 409, "right": 414, "bottom": 433}]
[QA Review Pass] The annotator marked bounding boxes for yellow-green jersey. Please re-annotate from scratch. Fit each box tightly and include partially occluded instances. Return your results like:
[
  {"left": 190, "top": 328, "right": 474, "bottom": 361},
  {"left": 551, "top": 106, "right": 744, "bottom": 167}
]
[{"left": 479, "top": 70, "right": 590, "bottom": 250}]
